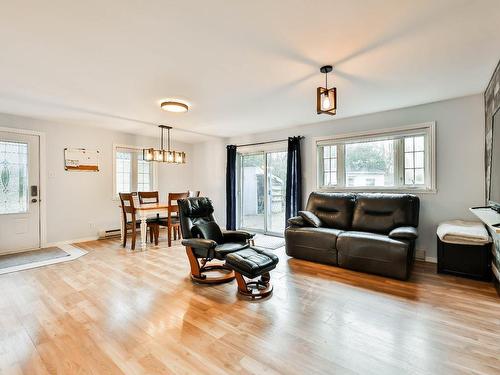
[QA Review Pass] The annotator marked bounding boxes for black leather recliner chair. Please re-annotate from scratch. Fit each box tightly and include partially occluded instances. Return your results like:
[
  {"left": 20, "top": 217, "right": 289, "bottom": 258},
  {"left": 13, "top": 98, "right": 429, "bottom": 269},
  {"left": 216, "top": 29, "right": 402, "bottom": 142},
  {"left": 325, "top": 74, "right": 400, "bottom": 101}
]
[
  {"left": 285, "top": 192, "right": 420, "bottom": 280},
  {"left": 178, "top": 197, "right": 254, "bottom": 284}
]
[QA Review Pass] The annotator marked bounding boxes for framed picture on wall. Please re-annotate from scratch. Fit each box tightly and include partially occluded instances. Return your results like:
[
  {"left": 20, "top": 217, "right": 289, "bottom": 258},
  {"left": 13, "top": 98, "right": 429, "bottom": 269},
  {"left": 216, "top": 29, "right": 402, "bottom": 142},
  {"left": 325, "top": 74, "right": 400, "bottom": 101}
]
[{"left": 64, "top": 148, "right": 99, "bottom": 171}]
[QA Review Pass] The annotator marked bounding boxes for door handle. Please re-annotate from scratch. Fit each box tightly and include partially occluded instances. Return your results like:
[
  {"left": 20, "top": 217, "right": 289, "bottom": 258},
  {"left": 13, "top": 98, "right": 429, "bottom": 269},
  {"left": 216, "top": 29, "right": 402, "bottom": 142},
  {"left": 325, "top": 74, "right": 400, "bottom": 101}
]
[{"left": 31, "top": 198, "right": 38, "bottom": 203}]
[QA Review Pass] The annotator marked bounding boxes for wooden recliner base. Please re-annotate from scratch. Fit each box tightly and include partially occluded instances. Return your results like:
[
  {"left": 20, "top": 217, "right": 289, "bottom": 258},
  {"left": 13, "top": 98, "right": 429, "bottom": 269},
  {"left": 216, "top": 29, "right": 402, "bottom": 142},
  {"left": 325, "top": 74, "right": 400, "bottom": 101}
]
[
  {"left": 186, "top": 247, "right": 235, "bottom": 284},
  {"left": 234, "top": 272, "right": 273, "bottom": 299}
]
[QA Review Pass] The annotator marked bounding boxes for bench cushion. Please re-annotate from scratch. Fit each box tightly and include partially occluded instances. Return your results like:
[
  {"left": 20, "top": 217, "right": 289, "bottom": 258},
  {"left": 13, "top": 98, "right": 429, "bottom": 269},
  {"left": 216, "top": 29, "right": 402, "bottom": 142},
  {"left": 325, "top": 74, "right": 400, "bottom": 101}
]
[{"left": 225, "top": 248, "right": 279, "bottom": 279}]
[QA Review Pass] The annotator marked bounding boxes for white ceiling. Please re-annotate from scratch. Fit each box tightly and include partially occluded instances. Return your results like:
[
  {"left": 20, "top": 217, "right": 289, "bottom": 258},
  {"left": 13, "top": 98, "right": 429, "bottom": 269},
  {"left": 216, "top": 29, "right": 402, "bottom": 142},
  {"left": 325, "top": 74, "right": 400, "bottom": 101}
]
[{"left": 0, "top": 0, "right": 499, "bottom": 143}]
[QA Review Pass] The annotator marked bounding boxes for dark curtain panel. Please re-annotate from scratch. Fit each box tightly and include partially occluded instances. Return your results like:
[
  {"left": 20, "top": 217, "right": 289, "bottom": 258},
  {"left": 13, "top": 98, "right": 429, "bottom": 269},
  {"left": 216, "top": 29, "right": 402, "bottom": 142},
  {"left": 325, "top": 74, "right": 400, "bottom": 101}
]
[
  {"left": 226, "top": 145, "right": 237, "bottom": 230},
  {"left": 285, "top": 136, "right": 302, "bottom": 223}
]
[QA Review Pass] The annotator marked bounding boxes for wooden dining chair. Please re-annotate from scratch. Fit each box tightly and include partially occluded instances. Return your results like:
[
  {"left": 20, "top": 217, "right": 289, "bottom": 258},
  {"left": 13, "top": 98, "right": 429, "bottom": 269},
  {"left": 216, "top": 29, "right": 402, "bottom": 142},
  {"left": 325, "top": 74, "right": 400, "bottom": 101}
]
[
  {"left": 188, "top": 190, "right": 201, "bottom": 197},
  {"left": 119, "top": 192, "right": 159, "bottom": 250},
  {"left": 138, "top": 191, "right": 159, "bottom": 205},
  {"left": 167, "top": 192, "right": 189, "bottom": 247},
  {"left": 138, "top": 191, "right": 168, "bottom": 242}
]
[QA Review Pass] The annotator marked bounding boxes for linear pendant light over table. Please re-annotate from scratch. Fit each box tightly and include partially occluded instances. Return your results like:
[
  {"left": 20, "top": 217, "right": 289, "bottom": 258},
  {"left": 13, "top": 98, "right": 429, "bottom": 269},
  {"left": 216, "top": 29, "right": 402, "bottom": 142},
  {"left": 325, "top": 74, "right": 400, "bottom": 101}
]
[{"left": 143, "top": 125, "right": 186, "bottom": 164}]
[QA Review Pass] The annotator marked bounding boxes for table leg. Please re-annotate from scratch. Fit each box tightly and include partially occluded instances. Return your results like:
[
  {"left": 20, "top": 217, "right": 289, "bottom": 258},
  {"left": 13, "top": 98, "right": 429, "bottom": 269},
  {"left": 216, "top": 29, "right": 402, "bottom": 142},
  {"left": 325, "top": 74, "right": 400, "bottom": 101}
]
[
  {"left": 140, "top": 212, "right": 147, "bottom": 251},
  {"left": 120, "top": 213, "right": 125, "bottom": 246}
]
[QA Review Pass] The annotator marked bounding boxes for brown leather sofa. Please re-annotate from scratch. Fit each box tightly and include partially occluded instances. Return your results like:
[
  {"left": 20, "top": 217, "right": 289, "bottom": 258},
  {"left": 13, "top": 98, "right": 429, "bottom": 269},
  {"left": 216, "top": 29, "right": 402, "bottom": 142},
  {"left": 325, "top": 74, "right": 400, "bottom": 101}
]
[{"left": 285, "top": 192, "right": 420, "bottom": 280}]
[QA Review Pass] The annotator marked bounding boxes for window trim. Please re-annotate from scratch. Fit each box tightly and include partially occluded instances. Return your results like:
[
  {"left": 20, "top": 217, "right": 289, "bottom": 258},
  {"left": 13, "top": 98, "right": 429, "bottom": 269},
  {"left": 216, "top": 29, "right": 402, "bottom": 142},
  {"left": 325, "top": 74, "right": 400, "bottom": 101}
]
[
  {"left": 314, "top": 122, "right": 436, "bottom": 193},
  {"left": 112, "top": 144, "right": 158, "bottom": 199}
]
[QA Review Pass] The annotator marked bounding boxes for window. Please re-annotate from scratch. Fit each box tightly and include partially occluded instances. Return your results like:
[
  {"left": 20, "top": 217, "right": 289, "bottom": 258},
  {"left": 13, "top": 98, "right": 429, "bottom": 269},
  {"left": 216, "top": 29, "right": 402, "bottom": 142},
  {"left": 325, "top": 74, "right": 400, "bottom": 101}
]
[
  {"left": 345, "top": 139, "right": 394, "bottom": 187},
  {"left": 404, "top": 135, "right": 425, "bottom": 185},
  {"left": 116, "top": 151, "right": 131, "bottom": 194},
  {"left": 113, "top": 146, "right": 156, "bottom": 196},
  {"left": 317, "top": 122, "right": 435, "bottom": 192},
  {"left": 322, "top": 145, "right": 337, "bottom": 186},
  {"left": 137, "top": 154, "right": 152, "bottom": 192}
]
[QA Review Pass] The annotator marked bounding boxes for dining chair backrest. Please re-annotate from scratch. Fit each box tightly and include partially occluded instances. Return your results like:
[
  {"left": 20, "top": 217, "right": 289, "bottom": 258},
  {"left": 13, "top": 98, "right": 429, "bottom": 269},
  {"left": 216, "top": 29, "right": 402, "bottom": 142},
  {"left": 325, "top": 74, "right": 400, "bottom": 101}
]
[
  {"left": 119, "top": 192, "right": 137, "bottom": 223},
  {"left": 188, "top": 190, "right": 201, "bottom": 197},
  {"left": 138, "top": 191, "right": 159, "bottom": 205},
  {"left": 168, "top": 192, "right": 189, "bottom": 219}
]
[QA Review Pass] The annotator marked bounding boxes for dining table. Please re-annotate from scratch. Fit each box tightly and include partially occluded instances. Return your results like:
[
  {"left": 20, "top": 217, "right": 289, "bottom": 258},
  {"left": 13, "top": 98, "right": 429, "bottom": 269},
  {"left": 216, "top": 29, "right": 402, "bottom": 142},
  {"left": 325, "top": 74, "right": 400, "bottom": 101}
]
[{"left": 120, "top": 202, "right": 170, "bottom": 251}]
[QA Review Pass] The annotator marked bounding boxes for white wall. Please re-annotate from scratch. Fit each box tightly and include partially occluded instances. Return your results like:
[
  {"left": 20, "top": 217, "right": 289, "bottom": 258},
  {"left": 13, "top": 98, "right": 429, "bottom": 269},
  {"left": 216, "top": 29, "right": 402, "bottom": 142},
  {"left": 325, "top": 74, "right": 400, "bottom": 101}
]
[
  {"left": 189, "top": 138, "right": 227, "bottom": 224},
  {"left": 0, "top": 112, "right": 194, "bottom": 244},
  {"left": 192, "top": 94, "right": 485, "bottom": 260},
  {"left": 1, "top": 93, "right": 485, "bottom": 257}
]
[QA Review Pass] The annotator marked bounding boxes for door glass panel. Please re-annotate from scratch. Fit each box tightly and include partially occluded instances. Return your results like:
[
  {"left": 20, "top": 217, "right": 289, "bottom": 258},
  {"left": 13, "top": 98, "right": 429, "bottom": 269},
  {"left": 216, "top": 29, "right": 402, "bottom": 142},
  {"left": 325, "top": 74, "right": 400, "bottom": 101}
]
[
  {"left": 0, "top": 141, "right": 28, "bottom": 214},
  {"left": 266, "top": 151, "right": 287, "bottom": 234},
  {"left": 240, "top": 153, "right": 265, "bottom": 231}
]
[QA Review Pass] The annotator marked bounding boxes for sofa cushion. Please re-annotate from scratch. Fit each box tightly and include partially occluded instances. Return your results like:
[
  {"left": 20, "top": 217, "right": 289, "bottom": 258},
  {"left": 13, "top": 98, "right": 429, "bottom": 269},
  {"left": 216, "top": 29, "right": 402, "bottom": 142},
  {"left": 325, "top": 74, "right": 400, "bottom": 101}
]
[
  {"left": 299, "top": 210, "right": 323, "bottom": 227},
  {"left": 351, "top": 193, "right": 420, "bottom": 234},
  {"left": 305, "top": 192, "right": 356, "bottom": 230},
  {"left": 336, "top": 231, "right": 410, "bottom": 279},
  {"left": 284, "top": 227, "right": 343, "bottom": 265}
]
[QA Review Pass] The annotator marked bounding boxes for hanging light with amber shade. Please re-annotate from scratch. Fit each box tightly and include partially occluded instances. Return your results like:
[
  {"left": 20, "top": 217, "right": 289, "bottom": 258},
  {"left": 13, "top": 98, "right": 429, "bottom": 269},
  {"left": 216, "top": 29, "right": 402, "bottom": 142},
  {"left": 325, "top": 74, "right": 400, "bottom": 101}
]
[{"left": 317, "top": 65, "right": 337, "bottom": 116}]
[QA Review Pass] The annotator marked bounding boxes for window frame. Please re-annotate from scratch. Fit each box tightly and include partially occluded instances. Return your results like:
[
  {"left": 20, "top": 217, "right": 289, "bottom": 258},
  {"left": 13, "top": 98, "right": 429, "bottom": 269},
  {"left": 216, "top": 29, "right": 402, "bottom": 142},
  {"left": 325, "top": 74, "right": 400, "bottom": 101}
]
[
  {"left": 112, "top": 144, "right": 158, "bottom": 199},
  {"left": 315, "top": 122, "right": 436, "bottom": 193}
]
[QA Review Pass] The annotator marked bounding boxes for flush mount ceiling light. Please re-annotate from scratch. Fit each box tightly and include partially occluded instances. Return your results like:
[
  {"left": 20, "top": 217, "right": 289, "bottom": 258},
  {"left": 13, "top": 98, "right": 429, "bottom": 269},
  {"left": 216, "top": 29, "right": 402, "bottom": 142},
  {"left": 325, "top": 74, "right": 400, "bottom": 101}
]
[
  {"left": 160, "top": 100, "right": 189, "bottom": 113},
  {"left": 317, "top": 65, "right": 337, "bottom": 116},
  {"left": 143, "top": 125, "right": 186, "bottom": 164}
]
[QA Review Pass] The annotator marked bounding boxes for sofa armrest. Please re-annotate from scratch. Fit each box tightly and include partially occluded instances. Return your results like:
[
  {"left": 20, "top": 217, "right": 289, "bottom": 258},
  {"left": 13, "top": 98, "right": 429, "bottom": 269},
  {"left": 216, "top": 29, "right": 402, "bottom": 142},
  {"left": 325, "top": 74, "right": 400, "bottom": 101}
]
[
  {"left": 222, "top": 230, "right": 255, "bottom": 243},
  {"left": 389, "top": 226, "right": 418, "bottom": 240},
  {"left": 287, "top": 215, "right": 306, "bottom": 227},
  {"left": 182, "top": 238, "right": 217, "bottom": 249}
]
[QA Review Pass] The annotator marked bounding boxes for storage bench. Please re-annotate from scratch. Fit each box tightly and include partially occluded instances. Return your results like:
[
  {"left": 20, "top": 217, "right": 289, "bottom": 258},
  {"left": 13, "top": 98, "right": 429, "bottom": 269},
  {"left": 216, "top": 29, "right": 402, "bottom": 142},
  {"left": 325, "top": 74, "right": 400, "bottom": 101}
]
[{"left": 437, "top": 220, "right": 492, "bottom": 281}]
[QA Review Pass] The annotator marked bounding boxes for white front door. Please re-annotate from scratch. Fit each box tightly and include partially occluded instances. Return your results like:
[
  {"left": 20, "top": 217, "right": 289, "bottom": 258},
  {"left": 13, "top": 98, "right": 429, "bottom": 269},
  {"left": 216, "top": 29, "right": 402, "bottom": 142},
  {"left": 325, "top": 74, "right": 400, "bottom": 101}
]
[{"left": 0, "top": 131, "right": 40, "bottom": 253}]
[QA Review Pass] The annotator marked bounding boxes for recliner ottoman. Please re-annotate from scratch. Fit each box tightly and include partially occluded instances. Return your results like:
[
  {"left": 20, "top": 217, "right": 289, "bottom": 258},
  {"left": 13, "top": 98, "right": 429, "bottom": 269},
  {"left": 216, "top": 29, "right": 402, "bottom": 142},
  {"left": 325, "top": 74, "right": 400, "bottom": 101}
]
[{"left": 225, "top": 248, "right": 279, "bottom": 299}]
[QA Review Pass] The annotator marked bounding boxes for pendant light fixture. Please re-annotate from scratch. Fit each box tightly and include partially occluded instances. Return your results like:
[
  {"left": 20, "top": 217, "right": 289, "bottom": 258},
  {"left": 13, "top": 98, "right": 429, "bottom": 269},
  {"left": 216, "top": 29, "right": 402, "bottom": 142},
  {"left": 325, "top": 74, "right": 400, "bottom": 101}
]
[
  {"left": 317, "top": 65, "right": 337, "bottom": 116},
  {"left": 143, "top": 125, "right": 186, "bottom": 164}
]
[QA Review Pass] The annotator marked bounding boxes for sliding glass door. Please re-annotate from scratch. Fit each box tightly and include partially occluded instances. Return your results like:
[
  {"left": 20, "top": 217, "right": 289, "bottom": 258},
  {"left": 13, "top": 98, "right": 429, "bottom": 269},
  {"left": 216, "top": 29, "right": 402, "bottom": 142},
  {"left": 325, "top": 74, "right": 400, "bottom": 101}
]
[
  {"left": 266, "top": 151, "right": 287, "bottom": 234},
  {"left": 238, "top": 150, "right": 287, "bottom": 236}
]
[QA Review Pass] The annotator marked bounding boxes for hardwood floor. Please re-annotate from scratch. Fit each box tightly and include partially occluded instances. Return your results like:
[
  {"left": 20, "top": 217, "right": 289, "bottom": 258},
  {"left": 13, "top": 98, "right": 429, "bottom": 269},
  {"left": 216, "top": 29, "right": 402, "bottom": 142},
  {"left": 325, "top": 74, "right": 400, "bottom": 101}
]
[{"left": 0, "top": 236, "right": 499, "bottom": 375}]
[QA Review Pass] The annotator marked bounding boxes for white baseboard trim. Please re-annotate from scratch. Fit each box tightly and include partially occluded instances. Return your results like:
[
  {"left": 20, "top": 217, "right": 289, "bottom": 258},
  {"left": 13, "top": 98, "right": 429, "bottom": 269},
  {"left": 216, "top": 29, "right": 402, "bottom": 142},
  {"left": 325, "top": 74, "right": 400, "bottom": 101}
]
[
  {"left": 415, "top": 249, "right": 425, "bottom": 261},
  {"left": 44, "top": 236, "right": 99, "bottom": 248},
  {"left": 425, "top": 256, "right": 437, "bottom": 263}
]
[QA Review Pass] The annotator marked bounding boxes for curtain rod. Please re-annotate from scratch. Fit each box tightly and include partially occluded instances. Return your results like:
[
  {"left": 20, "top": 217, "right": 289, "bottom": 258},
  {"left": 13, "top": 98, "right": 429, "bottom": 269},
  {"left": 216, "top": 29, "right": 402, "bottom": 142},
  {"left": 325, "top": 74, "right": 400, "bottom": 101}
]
[{"left": 233, "top": 136, "right": 303, "bottom": 148}]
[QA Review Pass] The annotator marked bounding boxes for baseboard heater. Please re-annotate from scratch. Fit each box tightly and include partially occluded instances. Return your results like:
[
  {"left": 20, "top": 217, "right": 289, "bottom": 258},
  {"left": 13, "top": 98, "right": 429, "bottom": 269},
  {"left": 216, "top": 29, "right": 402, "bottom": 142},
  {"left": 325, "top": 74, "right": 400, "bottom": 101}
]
[
  {"left": 98, "top": 229, "right": 121, "bottom": 239},
  {"left": 98, "top": 227, "right": 158, "bottom": 239}
]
